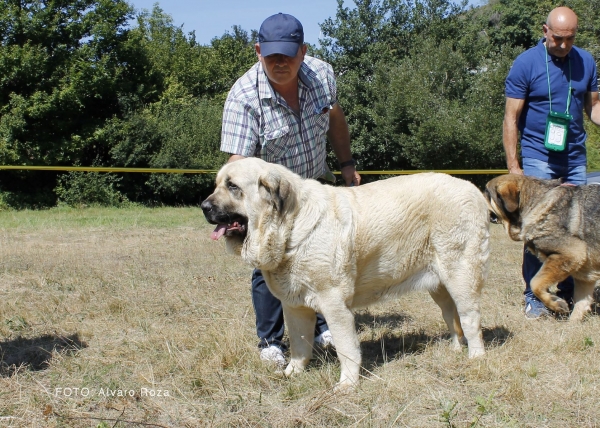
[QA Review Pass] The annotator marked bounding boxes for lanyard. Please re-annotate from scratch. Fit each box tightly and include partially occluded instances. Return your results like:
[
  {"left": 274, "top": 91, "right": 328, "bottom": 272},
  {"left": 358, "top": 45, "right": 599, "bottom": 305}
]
[{"left": 545, "top": 44, "right": 572, "bottom": 114}]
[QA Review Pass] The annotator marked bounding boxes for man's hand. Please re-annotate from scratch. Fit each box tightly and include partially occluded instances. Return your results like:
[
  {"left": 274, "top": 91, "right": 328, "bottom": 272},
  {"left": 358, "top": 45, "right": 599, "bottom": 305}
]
[
  {"left": 508, "top": 166, "right": 524, "bottom": 175},
  {"left": 341, "top": 165, "right": 360, "bottom": 186}
]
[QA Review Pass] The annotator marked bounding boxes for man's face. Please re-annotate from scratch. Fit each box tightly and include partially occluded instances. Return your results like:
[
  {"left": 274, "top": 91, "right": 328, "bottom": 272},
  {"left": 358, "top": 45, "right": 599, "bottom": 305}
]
[
  {"left": 255, "top": 44, "right": 307, "bottom": 87},
  {"left": 543, "top": 24, "right": 576, "bottom": 58}
]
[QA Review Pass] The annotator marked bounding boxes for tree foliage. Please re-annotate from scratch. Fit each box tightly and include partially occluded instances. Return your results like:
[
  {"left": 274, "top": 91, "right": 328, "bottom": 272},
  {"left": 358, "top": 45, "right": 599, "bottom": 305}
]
[{"left": 318, "top": 0, "right": 508, "bottom": 173}]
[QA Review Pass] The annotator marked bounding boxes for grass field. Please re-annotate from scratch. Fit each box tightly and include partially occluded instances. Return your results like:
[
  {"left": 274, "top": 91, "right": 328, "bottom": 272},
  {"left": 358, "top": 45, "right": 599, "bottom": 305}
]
[{"left": 1, "top": 206, "right": 600, "bottom": 427}]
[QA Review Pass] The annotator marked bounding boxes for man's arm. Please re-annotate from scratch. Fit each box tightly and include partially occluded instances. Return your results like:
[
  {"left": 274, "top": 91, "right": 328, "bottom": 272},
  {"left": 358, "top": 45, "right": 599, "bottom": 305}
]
[
  {"left": 503, "top": 97, "right": 526, "bottom": 175},
  {"left": 584, "top": 91, "right": 600, "bottom": 126},
  {"left": 327, "top": 103, "right": 361, "bottom": 186},
  {"left": 221, "top": 90, "right": 259, "bottom": 164}
]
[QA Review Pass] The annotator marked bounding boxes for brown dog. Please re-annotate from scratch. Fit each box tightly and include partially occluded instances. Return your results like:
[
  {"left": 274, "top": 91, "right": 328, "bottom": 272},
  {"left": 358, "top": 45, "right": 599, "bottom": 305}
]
[{"left": 485, "top": 174, "right": 600, "bottom": 320}]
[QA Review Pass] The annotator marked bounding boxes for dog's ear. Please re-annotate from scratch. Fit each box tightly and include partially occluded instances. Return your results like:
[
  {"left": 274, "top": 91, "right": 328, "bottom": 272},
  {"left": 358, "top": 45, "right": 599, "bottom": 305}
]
[
  {"left": 258, "top": 171, "right": 297, "bottom": 215},
  {"left": 496, "top": 180, "right": 520, "bottom": 213},
  {"left": 244, "top": 169, "right": 298, "bottom": 270}
]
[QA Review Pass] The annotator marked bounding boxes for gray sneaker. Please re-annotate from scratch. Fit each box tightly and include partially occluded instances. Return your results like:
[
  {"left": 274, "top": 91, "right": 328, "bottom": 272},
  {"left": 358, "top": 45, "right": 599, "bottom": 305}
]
[
  {"left": 524, "top": 297, "right": 551, "bottom": 319},
  {"left": 259, "top": 345, "right": 285, "bottom": 368},
  {"left": 314, "top": 330, "right": 335, "bottom": 347}
]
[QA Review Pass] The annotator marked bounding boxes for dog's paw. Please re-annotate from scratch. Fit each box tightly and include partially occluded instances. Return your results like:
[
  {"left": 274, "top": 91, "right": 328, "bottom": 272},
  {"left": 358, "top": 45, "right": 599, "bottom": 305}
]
[
  {"left": 333, "top": 380, "right": 356, "bottom": 394},
  {"left": 467, "top": 346, "right": 485, "bottom": 358},
  {"left": 549, "top": 296, "right": 570, "bottom": 314},
  {"left": 283, "top": 361, "right": 306, "bottom": 377}
]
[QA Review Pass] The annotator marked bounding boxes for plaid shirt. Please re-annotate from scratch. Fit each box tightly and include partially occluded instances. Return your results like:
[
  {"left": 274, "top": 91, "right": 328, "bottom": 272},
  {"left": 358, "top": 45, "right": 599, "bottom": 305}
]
[{"left": 221, "top": 56, "right": 337, "bottom": 179}]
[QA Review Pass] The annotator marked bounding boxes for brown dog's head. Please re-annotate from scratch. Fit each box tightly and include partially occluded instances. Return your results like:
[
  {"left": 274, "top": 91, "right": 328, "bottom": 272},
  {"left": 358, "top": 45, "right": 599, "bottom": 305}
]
[
  {"left": 200, "top": 158, "right": 299, "bottom": 270},
  {"left": 484, "top": 174, "right": 527, "bottom": 241}
]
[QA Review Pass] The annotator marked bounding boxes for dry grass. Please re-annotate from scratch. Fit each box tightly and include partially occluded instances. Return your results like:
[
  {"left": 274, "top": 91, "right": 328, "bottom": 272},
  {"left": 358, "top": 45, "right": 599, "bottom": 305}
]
[{"left": 1, "top": 206, "right": 600, "bottom": 427}]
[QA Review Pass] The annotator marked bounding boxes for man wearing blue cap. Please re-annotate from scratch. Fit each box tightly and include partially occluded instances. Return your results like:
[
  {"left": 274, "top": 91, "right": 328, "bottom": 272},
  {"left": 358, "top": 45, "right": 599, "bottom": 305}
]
[{"left": 220, "top": 13, "right": 361, "bottom": 366}]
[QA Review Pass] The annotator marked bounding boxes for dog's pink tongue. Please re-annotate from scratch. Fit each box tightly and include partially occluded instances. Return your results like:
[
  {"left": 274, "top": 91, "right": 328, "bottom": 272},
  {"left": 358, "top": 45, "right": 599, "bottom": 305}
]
[{"left": 211, "top": 224, "right": 227, "bottom": 241}]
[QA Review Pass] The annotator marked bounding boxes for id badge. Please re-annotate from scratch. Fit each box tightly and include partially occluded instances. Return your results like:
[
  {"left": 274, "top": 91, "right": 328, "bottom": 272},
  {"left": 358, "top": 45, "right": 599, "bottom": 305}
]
[{"left": 544, "top": 111, "right": 572, "bottom": 152}]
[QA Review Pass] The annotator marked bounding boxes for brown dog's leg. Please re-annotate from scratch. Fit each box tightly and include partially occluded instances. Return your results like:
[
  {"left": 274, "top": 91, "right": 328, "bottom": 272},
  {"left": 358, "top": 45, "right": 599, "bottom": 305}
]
[
  {"left": 570, "top": 278, "right": 595, "bottom": 321},
  {"left": 429, "top": 286, "right": 464, "bottom": 351},
  {"left": 530, "top": 255, "right": 572, "bottom": 314}
]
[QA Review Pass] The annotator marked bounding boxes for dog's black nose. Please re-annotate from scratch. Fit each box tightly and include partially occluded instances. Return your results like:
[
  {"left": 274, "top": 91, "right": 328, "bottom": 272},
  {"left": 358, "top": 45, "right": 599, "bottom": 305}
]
[{"left": 200, "top": 199, "right": 213, "bottom": 213}]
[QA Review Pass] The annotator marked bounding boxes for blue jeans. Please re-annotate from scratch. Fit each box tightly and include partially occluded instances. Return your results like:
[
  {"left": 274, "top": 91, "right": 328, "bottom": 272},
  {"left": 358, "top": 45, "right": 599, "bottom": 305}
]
[
  {"left": 521, "top": 158, "right": 587, "bottom": 302},
  {"left": 251, "top": 269, "right": 328, "bottom": 350}
]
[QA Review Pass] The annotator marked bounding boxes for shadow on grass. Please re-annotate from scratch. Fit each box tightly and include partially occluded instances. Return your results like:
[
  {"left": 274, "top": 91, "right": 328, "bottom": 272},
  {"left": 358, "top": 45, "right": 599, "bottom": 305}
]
[
  {"left": 356, "top": 311, "right": 429, "bottom": 371},
  {"left": 0, "top": 333, "right": 87, "bottom": 377},
  {"left": 482, "top": 325, "right": 512, "bottom": 346},
  {"left": 308, "top": 312, "right": 428, "bottom": 373},
  {"left": 309, "top": 312, "right": 513, "bottom": 374}
]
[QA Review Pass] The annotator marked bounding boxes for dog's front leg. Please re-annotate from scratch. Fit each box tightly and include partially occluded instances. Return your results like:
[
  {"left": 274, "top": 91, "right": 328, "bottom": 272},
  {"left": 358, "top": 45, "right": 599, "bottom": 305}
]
[
  {"left": 318, "top": 299, "right": 361, "bottom": 389},
  {"left": 570, "top": 278, "right": 595, "bottom": 321},
  {"left": 530, "top": 240, "right": 586, "bottom": 314},
  {"left": 282, "top": 305, "right": 315, "bottom": 377},
  {"left": 531, "top": 253, "right": 583, "bottom": 314}
]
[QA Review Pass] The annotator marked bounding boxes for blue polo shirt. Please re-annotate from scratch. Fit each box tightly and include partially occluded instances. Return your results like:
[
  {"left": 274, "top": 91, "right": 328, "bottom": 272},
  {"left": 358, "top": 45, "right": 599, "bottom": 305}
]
[{"left": 505, "top": 39, "right": 598, "bottom": 166}]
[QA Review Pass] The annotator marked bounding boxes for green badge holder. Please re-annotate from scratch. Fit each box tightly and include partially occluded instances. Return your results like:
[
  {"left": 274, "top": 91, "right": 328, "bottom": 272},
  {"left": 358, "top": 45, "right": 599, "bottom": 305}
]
[{"left": 544, "top": 111, "right": 572, "bottom": 152}]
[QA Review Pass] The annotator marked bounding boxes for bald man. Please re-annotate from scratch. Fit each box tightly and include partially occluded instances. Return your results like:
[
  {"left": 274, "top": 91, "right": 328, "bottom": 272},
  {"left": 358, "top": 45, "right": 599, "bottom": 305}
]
[{"left": 503, "top": 7, "right": 600, "bottom": 318}]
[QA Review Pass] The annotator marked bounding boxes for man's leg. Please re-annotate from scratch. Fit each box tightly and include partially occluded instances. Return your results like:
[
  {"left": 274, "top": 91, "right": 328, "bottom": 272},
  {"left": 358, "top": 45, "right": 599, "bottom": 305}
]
[
  {"left": 563, "top": 164, "right": 587, "bottom": 185},
  {"left": 314, "top": 313, "right": 334, "bottom": 347},
  {"left": 522, "top": 246, "right": 550, "bottom": 318},
  {"left": 251, "top": 269, "right": 286, "bottom": 350},
  {"left": 315, "top": 314, "right": 328, "bottom": 335}
]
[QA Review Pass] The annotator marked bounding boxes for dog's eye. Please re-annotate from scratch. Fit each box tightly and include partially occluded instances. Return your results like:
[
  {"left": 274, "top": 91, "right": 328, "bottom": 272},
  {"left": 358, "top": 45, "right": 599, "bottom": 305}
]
[
  {"left": 228, "top": 183, "right": 240, "bottom": 192},
  {"left": 489, "top": 211, "right": 500, "bottom": 224}
]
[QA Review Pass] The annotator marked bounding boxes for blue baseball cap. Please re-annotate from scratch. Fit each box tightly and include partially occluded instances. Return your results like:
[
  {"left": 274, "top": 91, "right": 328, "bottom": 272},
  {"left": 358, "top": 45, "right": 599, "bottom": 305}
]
[{"left": 258, "top": 13, "right": 304, "bottom": 57}]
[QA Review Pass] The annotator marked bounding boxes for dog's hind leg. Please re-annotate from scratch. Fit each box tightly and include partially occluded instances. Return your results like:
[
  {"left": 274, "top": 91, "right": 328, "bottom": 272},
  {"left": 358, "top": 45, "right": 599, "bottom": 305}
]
[
  {"left": 429, "top": 285, "right": 465, "bottom": 351},
  {"left": 450, "top": 293, "right": 485, "bottom": 358},
  {"left": 454, "top": 299, "right": 485, "bottom": 358},
  {"left": 436, "top": 260, "right": 485, "bottom": 358},
  {"left": 283, "top": 305, "right": 315, "bottom": 377},
  {"left": 570, "top": 278, "right": 595, "bottom": 321}
]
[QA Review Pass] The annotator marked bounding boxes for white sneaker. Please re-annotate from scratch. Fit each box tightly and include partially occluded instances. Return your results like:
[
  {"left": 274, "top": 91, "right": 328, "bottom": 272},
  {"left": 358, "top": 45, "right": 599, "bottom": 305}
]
[
  {"left": 314, "top": 330, "right": 335, "bottom": 347},
  {"left": 259, "top": 345, "right": 285, "bottom": 368}
]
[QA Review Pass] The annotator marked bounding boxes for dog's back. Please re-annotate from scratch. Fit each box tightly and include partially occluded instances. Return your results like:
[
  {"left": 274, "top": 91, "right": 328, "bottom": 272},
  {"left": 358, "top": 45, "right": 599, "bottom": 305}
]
[
  {"left": 342, "top": 173, "right": 490, "bottom": 306},
  {"left": 578, "top": 186, "right": 600, "bottom": 244},
  {"left": 522, "top": 179, "right": 600, "bottom": 254}
]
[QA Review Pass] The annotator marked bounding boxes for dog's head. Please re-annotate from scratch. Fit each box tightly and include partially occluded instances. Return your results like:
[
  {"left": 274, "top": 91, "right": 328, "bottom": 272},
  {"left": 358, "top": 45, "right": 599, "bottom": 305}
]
[
  {"left": 484, "top": 174, "right": 526, "bottom": 241},
  {"left": 201, "top": 158, "right": 299, "bottom": 270}
]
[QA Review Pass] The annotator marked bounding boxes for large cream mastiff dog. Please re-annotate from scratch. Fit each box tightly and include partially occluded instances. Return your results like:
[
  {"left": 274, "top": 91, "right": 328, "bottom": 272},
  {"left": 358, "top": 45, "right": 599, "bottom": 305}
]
[{"left": 201, "top": 158, "right": 490, "bottom": 388}]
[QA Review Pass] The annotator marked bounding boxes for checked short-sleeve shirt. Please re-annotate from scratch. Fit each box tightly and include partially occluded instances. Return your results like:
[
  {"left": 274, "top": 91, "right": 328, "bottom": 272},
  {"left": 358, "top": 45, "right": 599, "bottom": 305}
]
[{"left": 221, "top": 55, "right": 337, "bottom": 179}]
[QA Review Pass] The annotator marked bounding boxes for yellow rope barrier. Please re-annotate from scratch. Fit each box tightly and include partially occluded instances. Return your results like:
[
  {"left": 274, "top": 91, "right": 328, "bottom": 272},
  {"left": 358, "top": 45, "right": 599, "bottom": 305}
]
[
  {"left": 347, "top": 169, "right": 508, "bottom": 175},
  {"left": 0, "top": 165, "right": 509, "bottom": 175},
  {"left": 0, "top": 166, "right": 218, "bottom": 174},
  {"left": 1, "top": 165, "right": 596, "bottom": 174}
]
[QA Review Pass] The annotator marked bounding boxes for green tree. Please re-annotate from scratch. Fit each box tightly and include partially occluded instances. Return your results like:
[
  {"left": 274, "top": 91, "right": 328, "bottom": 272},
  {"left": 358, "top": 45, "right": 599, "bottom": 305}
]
[
  {"left": 105, "top": 95, "right": 226, "bottom": 205},
  {"left": 317, "top": 0, "right": 503, "bottom": 173},
  {"left": 0, "top": 0, "right": 155, "bottom": 206},
  {"left": 132, "top": 5, "right": 256, "bottom": 100},
  {"left": 98, "top": 7, "right": 257, "bottom": 204}
]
